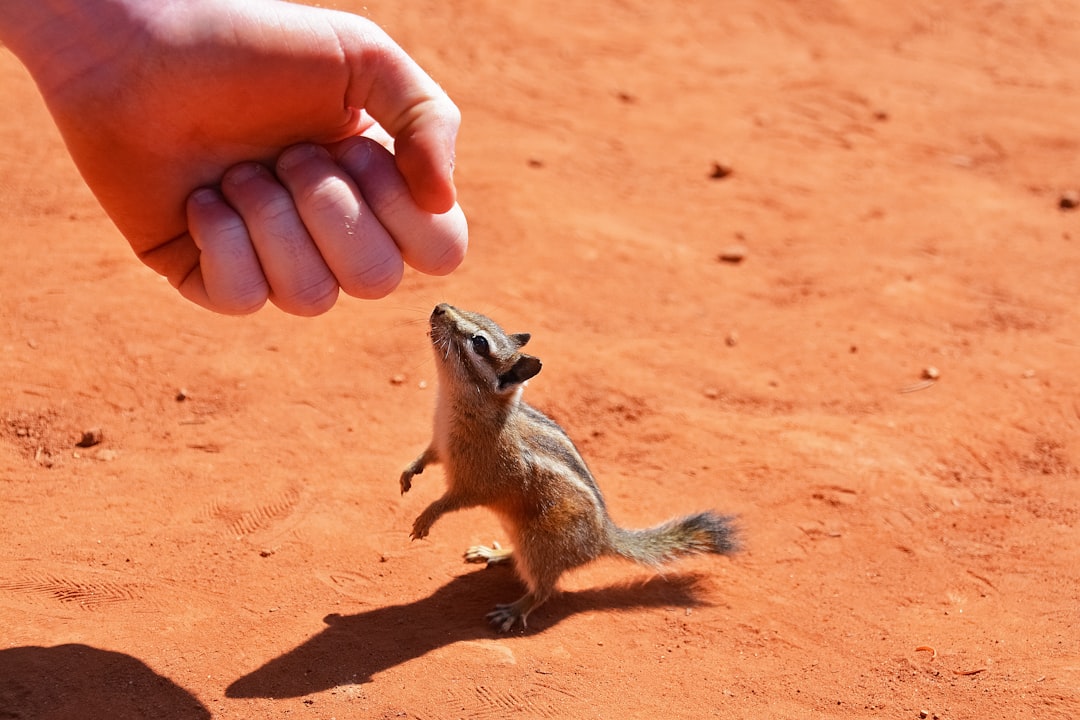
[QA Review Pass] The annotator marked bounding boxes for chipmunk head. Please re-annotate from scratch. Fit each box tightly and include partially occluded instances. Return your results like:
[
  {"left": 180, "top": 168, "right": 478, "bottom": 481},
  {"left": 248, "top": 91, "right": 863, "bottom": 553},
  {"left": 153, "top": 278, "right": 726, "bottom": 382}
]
[{"left": 429, "top": 303, "right": 541, "bottom": 395}]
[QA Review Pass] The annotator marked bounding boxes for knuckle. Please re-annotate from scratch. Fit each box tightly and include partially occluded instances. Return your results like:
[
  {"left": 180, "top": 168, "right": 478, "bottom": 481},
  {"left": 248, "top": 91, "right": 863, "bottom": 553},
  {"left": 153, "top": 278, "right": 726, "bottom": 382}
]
[
  {"left": 254, "top": 194, "right": 298, "bottom": 226},
  {"left": 404, "top": 210, "right": 469, "bottom": 276},
  {"left": 424, "top": 226, "right": 468, "bottom": 276},
  {"left": 369, "top": 180, "right": 413, "bottom": 219},
  {"left": 340, "top": 254, "right": 403, "bottom": 300},
  {"left": 273, "top": 275, "right": 340, "bottom": 316},
  {"left": 297, "top": 177, "right": 354, "bottom": 217},
  {"left": 217, "top": 282, "right": 269, "bottom": 316}
]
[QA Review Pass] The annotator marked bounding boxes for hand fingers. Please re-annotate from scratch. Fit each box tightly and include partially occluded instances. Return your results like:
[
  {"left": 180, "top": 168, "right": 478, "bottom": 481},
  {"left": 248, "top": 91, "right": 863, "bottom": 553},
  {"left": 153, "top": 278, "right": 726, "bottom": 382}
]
[
  {"left": 182, "top": 138, "right": 464, "bottom": 314},
  {"left": 220, "top": 162, "right": 339, "bottom": 316},
  {"left": 275, "top": 143, "right": 404, "bottom": 299},
  {"left": 333, "top": 136, "right": 467, "bottom": 276},
  {"left": 333, "top": 18, "right": 460, "bottom": 214},
  {"left": 182, "top": 188, "right": 269, "bottom": 314}
]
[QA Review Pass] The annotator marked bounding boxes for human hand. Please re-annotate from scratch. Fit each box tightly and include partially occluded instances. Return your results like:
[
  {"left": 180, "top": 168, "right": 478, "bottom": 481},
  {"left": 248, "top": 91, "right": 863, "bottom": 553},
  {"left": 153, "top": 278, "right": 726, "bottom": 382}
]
[{"left": 0, "top": 0, "right": 467, "bottom": 315}]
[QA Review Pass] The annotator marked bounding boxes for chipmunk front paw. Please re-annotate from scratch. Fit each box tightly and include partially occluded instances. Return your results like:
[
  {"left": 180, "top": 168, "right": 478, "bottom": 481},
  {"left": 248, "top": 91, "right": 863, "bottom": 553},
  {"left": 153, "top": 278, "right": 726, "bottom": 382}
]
[
  {"left": 410, "top": 512, "right": 434, "bottom": 540},
  {"left": 399, "top": 470, "right": 415, "bottom": 495}
]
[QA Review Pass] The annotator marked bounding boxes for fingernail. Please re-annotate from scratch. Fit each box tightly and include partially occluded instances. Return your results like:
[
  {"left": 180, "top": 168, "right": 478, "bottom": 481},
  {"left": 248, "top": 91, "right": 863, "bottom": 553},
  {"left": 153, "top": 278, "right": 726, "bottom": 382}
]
[
  {"left": 225, "top": 163, "right": 263, "bottom": 185},
  {"left": 279, "top": 143, "right": 321, "bottom": 170},
  {"left": 190, "top": 187, "right": 219, "bottom": 205},
  {"left": 338, "top": 138, "right": 373, "bottom": 173}
]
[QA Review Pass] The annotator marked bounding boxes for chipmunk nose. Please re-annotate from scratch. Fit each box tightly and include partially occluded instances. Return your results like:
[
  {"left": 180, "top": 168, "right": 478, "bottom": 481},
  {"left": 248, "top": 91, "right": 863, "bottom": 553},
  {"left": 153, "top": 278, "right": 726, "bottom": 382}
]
[{"left": 432, "top": 303, "right": 450, "bottom": 318}]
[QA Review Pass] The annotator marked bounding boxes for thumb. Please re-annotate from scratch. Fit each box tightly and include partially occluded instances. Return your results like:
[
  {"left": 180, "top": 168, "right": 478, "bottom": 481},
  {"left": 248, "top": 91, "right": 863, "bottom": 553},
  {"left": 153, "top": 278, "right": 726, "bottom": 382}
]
[{"left": 333, "top": 17, "right": 460, "bottom": 214}]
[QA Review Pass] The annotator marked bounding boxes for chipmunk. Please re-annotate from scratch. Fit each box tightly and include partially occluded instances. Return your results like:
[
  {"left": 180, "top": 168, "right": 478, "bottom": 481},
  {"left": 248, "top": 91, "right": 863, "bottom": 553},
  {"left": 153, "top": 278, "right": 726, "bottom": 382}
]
[{"left": 400, "top": 303, "right": 738, "bottom": 631}]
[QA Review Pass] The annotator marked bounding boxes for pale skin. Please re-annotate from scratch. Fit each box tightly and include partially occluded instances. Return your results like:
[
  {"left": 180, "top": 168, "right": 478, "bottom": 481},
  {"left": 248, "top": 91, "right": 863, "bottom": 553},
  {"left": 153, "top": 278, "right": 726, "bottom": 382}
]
[{"left": 0, "top": 0, "right": 467, "bottom": 316}]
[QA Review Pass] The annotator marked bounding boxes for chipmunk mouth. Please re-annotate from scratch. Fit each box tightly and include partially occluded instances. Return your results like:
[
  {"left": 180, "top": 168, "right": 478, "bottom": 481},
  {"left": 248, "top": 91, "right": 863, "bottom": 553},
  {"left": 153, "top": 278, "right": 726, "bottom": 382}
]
[
  {"left": 428, "top": 303, "right": 462, "bottom": 341},
  {"left": 427, "top": 321, "right": 455, "bottom": 362}
]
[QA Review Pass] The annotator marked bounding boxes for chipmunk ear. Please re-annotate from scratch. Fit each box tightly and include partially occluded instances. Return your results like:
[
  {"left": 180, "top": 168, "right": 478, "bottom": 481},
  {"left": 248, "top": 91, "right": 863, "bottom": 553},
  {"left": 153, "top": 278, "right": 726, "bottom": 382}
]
[
  {"left": 510, "top": 333, "right": 531, "bottom": 348},
  {"left": 497, "top": 354, "right": 542, "bottom": 391}
]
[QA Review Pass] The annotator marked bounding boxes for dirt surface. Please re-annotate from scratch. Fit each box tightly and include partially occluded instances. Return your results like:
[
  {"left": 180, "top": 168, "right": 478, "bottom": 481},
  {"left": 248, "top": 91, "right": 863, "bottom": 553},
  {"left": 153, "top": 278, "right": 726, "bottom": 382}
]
[{"left": 2, "top": 1, "right": 1079, "bottom": 718}]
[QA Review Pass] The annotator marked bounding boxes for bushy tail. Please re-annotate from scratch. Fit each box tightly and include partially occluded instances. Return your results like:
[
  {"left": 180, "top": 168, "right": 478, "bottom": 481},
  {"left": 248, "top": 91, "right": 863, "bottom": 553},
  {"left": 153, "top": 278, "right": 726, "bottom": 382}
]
[{"left": 606, "top": 511, "right": 739, "bottom": 566}]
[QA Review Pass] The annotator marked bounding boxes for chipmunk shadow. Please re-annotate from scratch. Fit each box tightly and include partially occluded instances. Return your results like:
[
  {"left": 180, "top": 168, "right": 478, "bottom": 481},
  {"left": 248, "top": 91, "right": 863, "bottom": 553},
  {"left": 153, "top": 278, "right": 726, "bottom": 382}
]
[{"left": 226, "top": 566, "right": 711, "bottom": 699}]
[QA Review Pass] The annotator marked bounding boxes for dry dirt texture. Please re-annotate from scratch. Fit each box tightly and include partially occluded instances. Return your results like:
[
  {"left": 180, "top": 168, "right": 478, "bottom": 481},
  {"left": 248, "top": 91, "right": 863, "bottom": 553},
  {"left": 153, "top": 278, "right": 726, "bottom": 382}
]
[{"left": 2, "top": 1, "right": 1079, "bottom": 718}]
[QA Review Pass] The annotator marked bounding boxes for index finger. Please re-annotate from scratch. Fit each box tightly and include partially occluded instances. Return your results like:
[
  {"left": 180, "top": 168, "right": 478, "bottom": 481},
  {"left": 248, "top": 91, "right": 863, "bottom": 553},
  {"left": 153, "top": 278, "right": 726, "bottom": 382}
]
[{"left": 333, "top": 136, "right": 467, "bottom": 277}]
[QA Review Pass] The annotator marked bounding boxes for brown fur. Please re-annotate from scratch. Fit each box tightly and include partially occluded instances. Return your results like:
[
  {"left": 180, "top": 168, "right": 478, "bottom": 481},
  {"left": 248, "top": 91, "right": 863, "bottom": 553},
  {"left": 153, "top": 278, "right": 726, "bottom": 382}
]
[{"left": 400, "top": 304, "right": 739, "bottom": 631}]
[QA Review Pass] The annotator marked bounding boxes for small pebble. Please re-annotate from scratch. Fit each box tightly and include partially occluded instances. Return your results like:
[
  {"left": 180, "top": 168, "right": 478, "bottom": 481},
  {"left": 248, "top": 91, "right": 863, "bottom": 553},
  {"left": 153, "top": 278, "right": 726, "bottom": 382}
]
[
  {"left": 1059, "top": 190, "right": 1079, "bottom": 210},
  {"left": 76, "top": 428, "right": 103, "bottom": 448},
  {"left": 703, "top": 388, "right": 720, "bottom": 400},
  {"left": 725, "top": 331, "right": 739, "bottom": 347},
  {"left": 922, "top": 366, "right": 940, "bottom": 380},
  {"left": 709, "top": 160, "right": 733, "bottom": 179},
  {"left": 718, "top": 246, "right": 747, "bottom": 264},
  {"left": 390, "top": 374, "right": 406, "bottom": 385},
  {"left": 34, "top": 447, "right": 52, "bottom": 467},
  {"left": 175, "top": 388, "right": 189, "bottom": 402},
  {"left": 919, "top": 711, "right": 929, "bottom": 719}
]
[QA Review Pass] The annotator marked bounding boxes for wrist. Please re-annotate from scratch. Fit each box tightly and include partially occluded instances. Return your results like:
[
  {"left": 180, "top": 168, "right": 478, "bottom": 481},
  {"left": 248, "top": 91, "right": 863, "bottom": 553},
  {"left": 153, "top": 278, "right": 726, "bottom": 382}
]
[{"left": 0, "top": 0, "right": 166, "bottom": 98}]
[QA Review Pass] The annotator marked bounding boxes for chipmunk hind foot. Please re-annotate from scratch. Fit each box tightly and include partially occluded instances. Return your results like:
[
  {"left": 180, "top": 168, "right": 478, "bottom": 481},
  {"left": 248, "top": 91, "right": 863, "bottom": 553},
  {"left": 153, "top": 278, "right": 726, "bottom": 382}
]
[
  {"left": 608, "top": 511, "right": 739, "bottom": 566},
  {"left": 464, "top": 542, "right": 513, "bottom": 567},
  {"left": 486, "top": 589, "right": 551, "bottom": 632}
]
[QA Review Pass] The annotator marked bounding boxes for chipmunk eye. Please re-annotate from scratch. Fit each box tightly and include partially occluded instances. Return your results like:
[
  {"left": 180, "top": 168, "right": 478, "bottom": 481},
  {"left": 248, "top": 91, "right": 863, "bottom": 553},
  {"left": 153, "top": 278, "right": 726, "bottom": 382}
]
[{"left": 470, "top": 335, "right": 490, "bottom": 356}]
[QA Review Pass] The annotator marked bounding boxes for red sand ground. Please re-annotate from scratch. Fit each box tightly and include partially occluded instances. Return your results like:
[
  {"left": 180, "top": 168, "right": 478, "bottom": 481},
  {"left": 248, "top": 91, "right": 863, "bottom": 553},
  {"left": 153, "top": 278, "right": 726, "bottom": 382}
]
[{"left": 2, "top": 1, "right": 1078, "bottom": 718}]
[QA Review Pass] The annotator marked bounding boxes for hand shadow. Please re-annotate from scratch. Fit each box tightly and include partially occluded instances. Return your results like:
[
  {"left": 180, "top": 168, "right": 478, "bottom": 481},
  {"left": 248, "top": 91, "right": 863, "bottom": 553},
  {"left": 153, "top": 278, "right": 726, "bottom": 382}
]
[
  {"left": 0, "top": 644, "right": 210, "bottom": 720},
  {"left": 227, "top": 565, "right": 712, "bottom": 699}
]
